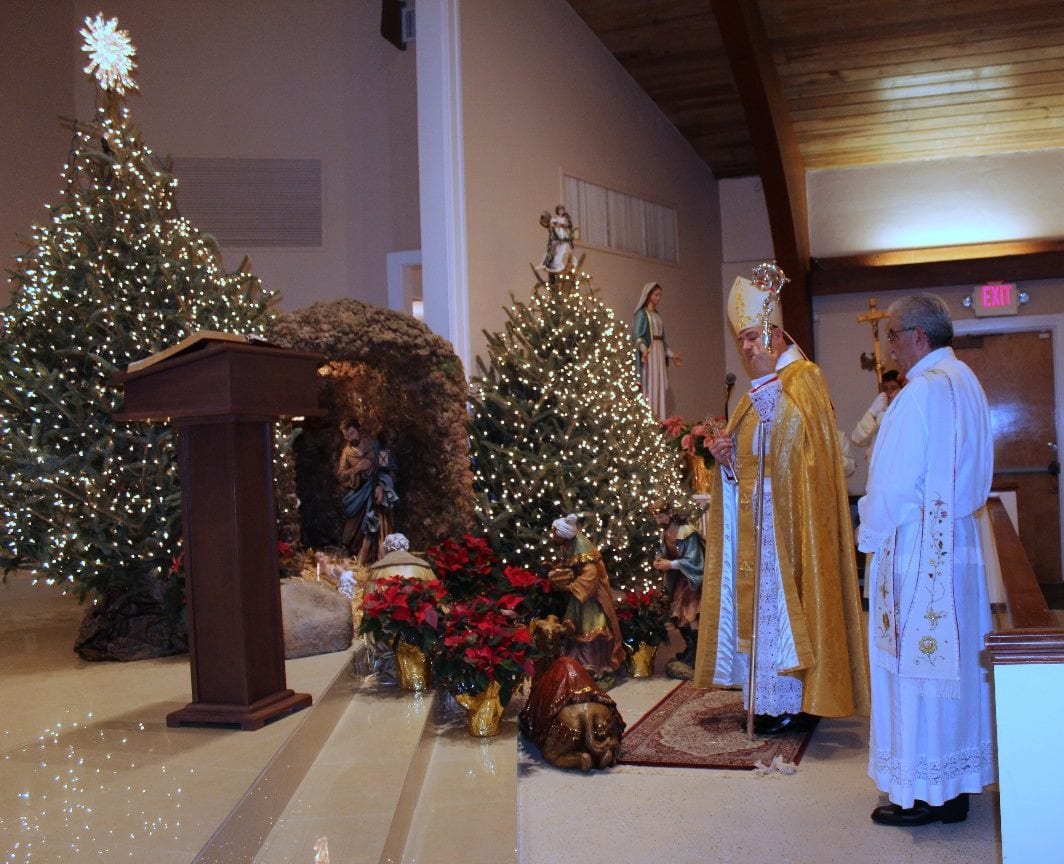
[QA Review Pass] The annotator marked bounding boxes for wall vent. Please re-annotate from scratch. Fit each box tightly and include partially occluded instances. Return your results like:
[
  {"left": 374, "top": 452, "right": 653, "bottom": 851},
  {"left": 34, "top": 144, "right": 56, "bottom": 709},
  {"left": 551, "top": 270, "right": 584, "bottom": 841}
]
[
  {"left": 563, "top": 175, "right": 678, "bottom": 264},
  {"left": 170, "top": 157, "right": 322, "bottom": 248}
]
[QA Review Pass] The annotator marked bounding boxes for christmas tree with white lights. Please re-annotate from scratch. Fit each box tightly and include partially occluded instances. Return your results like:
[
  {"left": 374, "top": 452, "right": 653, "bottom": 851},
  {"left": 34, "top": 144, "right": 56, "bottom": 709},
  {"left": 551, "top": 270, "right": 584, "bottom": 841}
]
[
  {"left": 0, "top": 15, "right": 275, "bottom": 658},
  {"left": 469, "top": 258, "right": 686, "bottom": 592}
]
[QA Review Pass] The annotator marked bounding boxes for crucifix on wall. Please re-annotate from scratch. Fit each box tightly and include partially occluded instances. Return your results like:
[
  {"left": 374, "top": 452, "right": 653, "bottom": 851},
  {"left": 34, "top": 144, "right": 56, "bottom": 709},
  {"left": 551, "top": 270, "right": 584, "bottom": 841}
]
[{"left": 857, "top": 297, "right": 890, "bottom": 388}]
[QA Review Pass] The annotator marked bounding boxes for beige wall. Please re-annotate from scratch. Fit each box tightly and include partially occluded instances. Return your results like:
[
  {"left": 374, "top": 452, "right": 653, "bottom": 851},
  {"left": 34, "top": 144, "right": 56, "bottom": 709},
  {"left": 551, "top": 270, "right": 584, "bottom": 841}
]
[
  {"left": 1, "top": 1, "right": 420, "bottom": 311},
  {"left": 459, "top": 0, "right": 724, "bottom": 420},
  {"left": 809, "top": 151, "right": 1064, "bottom": 257},
  {"left": 0, "top": 0, "right": 77, "bottom": 304}
]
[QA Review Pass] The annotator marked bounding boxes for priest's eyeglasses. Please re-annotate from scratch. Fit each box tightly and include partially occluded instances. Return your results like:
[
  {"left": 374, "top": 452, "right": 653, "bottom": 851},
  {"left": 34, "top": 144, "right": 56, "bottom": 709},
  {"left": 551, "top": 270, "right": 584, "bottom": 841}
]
[{"left": 887, "top": 326, "right": 916, "bottom": 344}]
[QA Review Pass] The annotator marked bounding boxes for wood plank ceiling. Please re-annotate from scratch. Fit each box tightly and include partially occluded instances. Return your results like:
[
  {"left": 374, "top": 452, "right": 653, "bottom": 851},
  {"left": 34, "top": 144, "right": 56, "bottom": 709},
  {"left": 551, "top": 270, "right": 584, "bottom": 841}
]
[
  {"left": 565, "top": 0, "right": 1064, "bottom": 347},
  {"left": 566, "top": 0, "right": 1064, "bottom": 177}
]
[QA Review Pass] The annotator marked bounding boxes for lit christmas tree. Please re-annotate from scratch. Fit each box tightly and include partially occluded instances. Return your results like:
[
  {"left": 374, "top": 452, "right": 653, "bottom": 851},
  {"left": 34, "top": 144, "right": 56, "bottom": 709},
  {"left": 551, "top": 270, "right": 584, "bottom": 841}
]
[
  {"left": 469, "top": 258, "right": 686, "bottom": 592},
  {"left": 0, "top": 15, "right": 275, "bottom": 657}
]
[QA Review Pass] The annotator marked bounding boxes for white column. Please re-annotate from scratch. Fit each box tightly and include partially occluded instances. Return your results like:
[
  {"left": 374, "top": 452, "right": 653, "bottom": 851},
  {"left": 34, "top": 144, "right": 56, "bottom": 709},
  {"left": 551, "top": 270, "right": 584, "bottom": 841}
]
[
  {"left": 415, "top": 0, "right": 470, "bottom": 373},
  {"left": 993, "top": 662, "right": 1064, "bottom": 862}
]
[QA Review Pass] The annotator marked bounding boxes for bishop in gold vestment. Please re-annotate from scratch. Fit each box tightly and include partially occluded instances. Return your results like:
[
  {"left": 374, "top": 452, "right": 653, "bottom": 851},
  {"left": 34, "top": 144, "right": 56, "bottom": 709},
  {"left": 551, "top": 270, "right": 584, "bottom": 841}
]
[{"left": 692, "top": 276, "right": 869, "bottom": 726}]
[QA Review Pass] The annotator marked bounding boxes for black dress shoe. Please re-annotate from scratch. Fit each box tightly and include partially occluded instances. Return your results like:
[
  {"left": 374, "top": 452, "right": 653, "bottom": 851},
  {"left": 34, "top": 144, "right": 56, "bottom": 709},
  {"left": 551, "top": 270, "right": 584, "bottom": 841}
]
[
  {"left": 871, "top": 794, "right": 969, "bottom": 826},
  {"left": 753, "top": 712, "right": 807, "bottom": 735}
]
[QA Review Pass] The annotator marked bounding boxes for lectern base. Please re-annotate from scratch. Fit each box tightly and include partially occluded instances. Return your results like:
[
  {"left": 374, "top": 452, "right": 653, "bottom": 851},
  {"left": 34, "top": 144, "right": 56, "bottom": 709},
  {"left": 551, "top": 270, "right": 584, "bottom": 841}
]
[{"left": 167, "top": 689, "right": 312, "bottom": 731}]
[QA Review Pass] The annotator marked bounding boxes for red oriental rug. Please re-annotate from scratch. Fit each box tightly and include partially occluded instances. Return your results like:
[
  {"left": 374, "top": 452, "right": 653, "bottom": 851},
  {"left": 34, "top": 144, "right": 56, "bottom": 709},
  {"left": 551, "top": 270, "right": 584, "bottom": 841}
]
[{"left": 618, "top": 682, "right": 817, "bottom": 770}]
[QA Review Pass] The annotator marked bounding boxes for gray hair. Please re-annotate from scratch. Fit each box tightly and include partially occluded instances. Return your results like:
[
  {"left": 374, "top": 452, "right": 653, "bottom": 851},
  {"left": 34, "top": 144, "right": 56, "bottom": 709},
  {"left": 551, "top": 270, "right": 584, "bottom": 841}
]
[{"left": 888, "top": 294, "right": 953, "bottom": 349}]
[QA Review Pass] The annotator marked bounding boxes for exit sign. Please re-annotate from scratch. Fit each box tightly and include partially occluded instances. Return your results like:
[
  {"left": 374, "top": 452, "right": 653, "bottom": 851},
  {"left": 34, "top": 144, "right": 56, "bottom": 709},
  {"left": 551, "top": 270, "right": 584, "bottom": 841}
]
[{"left": 972, "top": 281, "right": 1021, "bottom": 316}]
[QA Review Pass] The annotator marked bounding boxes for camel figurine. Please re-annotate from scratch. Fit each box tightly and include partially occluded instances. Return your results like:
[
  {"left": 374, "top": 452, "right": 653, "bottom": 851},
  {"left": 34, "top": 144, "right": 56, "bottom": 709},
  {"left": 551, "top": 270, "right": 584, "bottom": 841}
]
[{"left": 519, "top": 655, "right": 625, "bottom": 771}]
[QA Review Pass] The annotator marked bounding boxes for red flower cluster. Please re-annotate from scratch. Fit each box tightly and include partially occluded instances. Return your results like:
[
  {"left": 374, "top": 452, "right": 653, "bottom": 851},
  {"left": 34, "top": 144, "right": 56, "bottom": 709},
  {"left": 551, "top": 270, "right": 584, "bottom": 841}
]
[
  {"left": 426, "top": 533, "right": 498, "bottom": 600},
  {"left": 435, "top": 594, "right": 539, "bottom": 707},
  {"left": 358, "top": 576, "right": 448, "bottom": 650},
  {"left": 499, "top": 564, "right": 555, "bottom": 619},
  {"left": 615, "top": 588, "right": 670, "bottom": 648},
  {"left": 355, "top": 534, "right": 558, "bottom": 706},
  {"left": 502, "top": 564, "right": 541, "bottom": 589}
]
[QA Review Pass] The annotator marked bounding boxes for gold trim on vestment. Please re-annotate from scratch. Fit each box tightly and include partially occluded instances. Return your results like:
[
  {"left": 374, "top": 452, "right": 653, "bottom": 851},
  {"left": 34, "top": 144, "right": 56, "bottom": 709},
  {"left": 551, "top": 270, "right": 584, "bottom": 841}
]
[{"left": 692, "top": 360, "right": 871, "bottom": 718}]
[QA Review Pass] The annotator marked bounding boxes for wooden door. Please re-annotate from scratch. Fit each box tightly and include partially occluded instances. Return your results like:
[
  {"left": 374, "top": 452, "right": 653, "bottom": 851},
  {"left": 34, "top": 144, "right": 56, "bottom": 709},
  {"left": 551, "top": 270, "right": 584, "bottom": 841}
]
[{"left": 954, "top": 330, "right": 1061, "bottom": 586}]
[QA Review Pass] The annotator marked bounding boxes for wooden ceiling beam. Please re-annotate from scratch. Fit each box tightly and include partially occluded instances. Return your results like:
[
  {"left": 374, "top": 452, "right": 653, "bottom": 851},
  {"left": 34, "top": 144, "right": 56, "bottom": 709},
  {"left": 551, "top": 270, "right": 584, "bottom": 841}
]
[
  {"left": 711, "top": 0, "right": 814, "bottom": 355},
  {"left": 810, "top": 241, "right": 1064, "bottom": 295}
]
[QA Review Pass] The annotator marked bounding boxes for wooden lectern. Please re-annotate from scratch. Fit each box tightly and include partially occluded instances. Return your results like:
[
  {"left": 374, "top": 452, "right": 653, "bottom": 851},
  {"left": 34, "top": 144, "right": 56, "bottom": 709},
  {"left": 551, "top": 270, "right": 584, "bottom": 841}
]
[{"left": 113, "top": 337, "right": 325, "bottom": 730}]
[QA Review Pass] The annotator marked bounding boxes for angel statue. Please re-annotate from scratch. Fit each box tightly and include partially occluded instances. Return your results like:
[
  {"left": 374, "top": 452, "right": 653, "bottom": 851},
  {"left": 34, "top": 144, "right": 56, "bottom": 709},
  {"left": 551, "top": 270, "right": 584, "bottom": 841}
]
[{"left": 538, "top": 205, "right": 578, "bottom": 275}]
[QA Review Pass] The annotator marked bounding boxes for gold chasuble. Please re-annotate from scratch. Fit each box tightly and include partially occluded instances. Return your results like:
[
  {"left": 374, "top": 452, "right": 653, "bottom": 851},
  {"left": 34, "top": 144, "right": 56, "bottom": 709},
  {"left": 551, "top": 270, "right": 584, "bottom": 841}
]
[{"left": 692, "top": 360, "right": 870, "bottom": 718}]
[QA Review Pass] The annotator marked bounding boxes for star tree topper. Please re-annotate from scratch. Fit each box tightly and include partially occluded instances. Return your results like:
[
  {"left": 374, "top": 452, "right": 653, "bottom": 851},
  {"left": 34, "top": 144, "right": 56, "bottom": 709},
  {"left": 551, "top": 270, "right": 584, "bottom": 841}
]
[{"left": 81, "top": 12, "right": 138, "bottom": 94}]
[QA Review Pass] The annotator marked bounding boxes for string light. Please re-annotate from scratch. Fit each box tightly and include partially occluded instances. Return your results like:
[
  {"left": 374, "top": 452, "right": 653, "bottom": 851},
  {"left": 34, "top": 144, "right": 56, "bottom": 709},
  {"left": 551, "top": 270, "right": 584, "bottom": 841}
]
[
  {"left": 0, "top": 16, "right": 279, "bottom": 626},
  {"left": 469, "top": 270, "right": 687, "bottom": 592}
]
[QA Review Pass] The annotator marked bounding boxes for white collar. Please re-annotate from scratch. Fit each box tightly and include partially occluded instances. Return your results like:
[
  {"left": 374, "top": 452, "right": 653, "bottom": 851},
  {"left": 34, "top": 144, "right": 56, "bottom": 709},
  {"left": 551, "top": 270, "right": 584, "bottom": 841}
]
[
  {"left": 907, "top": 345, "right": 954, "bottom": 378},
  {"left": 775, "top": 344, "right": 802, "bottom": 371}
]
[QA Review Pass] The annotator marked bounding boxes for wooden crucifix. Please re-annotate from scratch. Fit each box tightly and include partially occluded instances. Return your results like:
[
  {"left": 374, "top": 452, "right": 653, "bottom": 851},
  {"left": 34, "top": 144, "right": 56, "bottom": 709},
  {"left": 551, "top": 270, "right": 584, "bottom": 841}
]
[{"left": 857, "top": 297, "right": 890, "bottom": 388}]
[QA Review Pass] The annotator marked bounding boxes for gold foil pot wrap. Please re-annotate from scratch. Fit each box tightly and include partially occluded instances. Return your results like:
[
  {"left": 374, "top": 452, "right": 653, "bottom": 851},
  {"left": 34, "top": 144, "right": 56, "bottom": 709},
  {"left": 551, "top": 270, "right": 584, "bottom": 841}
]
[
  {"left": 686, "top": 453, "right": 714, "bottom": 494},
  {"left": 625, "top": 642, "right": 657, "bottom": 678},
  {"left": 395, "top": 640, "right": 432, "bottom": 692},
  {"left": 455, "top": 679, "right": 504, "bottom": 737}
]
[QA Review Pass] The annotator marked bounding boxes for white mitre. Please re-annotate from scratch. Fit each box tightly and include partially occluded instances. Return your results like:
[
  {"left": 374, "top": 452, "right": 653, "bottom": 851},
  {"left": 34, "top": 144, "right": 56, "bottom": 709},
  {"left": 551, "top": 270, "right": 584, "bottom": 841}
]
[{"left": 727, "top": 276, "right": 783, "bottom": 335}]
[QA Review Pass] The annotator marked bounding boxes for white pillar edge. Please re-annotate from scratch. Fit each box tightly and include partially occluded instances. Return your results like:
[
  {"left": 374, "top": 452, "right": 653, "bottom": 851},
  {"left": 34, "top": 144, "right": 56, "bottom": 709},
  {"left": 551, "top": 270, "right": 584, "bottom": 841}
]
[{"left": 415, "top": 0, "right": 470, "bottom": 375}]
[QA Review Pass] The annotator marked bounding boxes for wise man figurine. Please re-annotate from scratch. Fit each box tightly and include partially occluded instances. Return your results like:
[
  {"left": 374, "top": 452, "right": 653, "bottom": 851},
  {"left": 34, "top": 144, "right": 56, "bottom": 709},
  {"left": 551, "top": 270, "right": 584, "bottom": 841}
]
[
  {"left": 546, "top": 514, "right": 625, "bottom": 690},
  {"left": 649, "top": 501, "right": 704, "bottom": 679}
]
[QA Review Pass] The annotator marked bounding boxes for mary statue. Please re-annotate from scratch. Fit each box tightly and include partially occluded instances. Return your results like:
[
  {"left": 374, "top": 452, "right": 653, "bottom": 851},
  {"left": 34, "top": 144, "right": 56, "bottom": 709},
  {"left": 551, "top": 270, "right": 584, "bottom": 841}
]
[{"left": 633, "top": 281, "right": 682, "bottom": 419}]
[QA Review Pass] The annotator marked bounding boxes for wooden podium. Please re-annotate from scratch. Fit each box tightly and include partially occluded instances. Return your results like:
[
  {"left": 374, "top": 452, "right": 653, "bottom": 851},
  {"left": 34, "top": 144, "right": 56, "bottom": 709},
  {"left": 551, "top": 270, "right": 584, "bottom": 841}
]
[{"left": 114, "top": 338, "right": 325, "bottom": 730}]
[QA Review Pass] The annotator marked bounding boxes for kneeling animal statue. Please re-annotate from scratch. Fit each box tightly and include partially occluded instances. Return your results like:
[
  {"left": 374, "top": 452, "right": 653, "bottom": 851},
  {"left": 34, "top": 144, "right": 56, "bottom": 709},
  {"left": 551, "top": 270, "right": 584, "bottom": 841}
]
[
  {"left": 528, "top": 613, "right": 568, "bottom": 681},
  {"left": 519, "top": 656, "right": 625, "bottom": 771}
]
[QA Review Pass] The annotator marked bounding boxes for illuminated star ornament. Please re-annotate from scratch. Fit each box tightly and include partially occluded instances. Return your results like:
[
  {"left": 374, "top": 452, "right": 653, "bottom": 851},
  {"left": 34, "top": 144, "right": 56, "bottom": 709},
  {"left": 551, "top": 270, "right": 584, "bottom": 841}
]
[{"left": 80, "top": 13, "right": 138, "bottom": 94}]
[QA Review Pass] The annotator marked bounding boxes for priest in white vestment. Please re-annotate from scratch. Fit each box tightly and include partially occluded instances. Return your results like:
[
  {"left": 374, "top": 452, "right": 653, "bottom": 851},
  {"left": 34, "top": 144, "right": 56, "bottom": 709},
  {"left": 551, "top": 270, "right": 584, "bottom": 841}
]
[{"left": 858, "top": 293, "right": 997, "bottom": 826}]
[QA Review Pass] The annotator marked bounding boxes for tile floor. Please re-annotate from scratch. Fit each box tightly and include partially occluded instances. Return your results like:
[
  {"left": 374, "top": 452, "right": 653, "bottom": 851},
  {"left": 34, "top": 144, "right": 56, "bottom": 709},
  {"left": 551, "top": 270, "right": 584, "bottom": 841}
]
[{"left": 1, "top": 571, "right": 1005, "bottom": 863}]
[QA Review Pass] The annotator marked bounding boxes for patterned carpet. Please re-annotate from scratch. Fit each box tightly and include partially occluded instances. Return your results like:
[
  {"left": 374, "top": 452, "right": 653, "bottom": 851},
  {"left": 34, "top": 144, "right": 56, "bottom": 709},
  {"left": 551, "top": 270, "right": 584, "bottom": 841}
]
[{"left": 618, "top": 682, "right": 817, "bottom": 770}]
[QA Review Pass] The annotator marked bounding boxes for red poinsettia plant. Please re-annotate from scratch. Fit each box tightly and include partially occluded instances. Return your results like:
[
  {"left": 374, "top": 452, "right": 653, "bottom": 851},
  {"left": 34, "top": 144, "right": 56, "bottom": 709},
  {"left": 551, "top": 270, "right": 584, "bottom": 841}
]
[
  {"left": 425, "top": 533, "right": 499, "bottom": 600},
  {"left": 615, "top": 588, "right": 670, "bottom": 649},
  {"left": 432, "top": 594, "right": 540, "bottom": 708},
  {"left": 497, "top": 563, "right": 557, "bottom": 621},
  {"left": 277, "top": 540, "right": 299, "bottom": 580},
  {"left": 358, "top": 575, "right": 448, "bottom": 652},
  {"left": 661, "top": 415, "right": 726, "bottom": 468}
]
